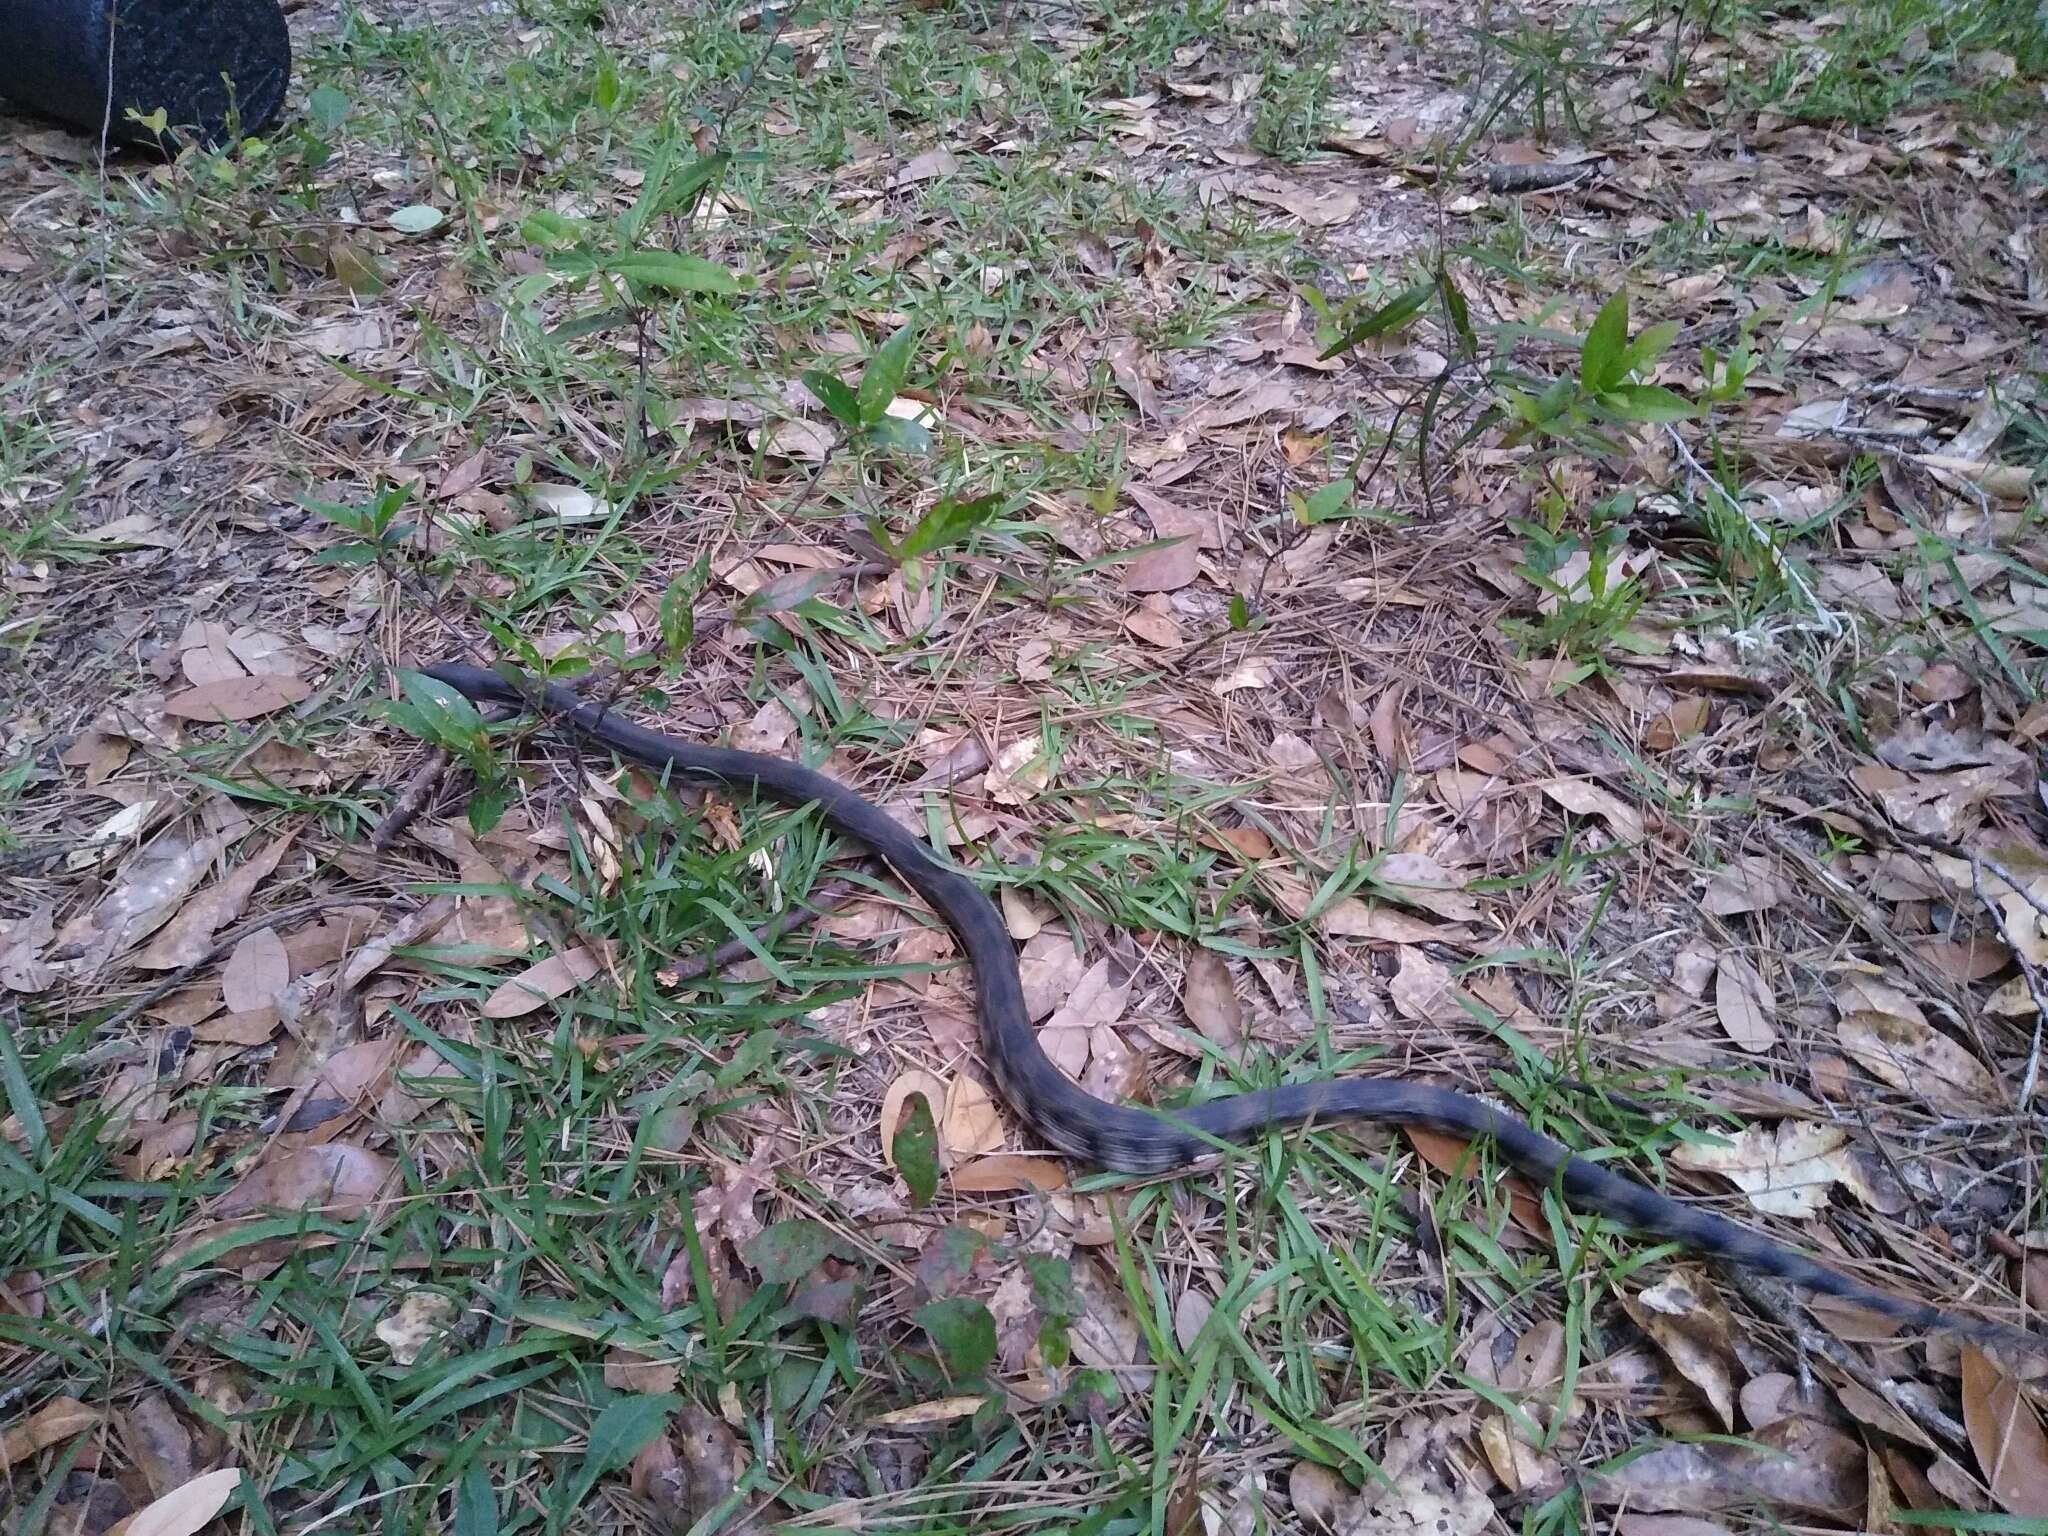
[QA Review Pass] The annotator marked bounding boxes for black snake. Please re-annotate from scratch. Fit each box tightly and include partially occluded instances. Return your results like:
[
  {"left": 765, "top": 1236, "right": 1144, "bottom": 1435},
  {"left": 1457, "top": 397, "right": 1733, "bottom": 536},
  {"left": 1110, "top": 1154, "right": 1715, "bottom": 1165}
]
[{"left": 422, "top": 661, "right": 2041, "bottom": 1356}]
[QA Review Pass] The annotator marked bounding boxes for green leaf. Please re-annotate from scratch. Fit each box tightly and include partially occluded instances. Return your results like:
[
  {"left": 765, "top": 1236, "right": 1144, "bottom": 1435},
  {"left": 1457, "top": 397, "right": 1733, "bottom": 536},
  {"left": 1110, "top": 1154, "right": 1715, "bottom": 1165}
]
[
  {"left": 1618, "top": 320, "right": 1680, "bottom": 378},
  {"left": 743, "top": 1219, "right": 843, "bottom": 1284},
  {"left": 915, "top": 1297, "right": 996, "bottom": 1380},
  {"left": 552, "top": 1394, "right": 677, "bottom": 1530},
  {"left": 1440, "top": 272, "right": 1477, "bottom": 358},
  {"left": 857, "top": 324, "right": 920, "bottom": 427},
  {"left": 455, "top": 1461, "right": 498, "bottom": 1536},
  {"left": 520, "top": 210, "right": 586, "bottom": 251},
  {"left": 1597, "top": 384, "right": 1695, "bottom": 423},
  {"left": 892, "top": 1092, "right": 940, "bottom": 1209},
  {"left": 1320, "top": 279, "right": 1434, "bottom": 358},
  {"left": 659, "top": 565, "right": 704, "bottom": 664},
  {"left": 1580, "top": 291, "right": 1630, "bottom": 393},
  {"left": 1293, "top": 475, "right": 1354, "bottom": 525},
  {"left": 1227, "top": 594, "right": 1251, "bottom": 630},
  {"left": 609, "top": 250, "right": 740, "bottom": 296},
  {"left": 467, "top": 776, "right": 512, "bottom": 838},
  {"left": 802, "top": 369, "right": 862, "bottom": 428},
  {"left": 308, "top": 85, "right": 350, "bottom": 134},
  {"left": 896, "top": 492, "right": 1002, "bottom": 561},
  {"left": 401, "top": 671, "right": 489, "bottom": 738},
  {"left": 388, "top": 204, "right": 445, "bottom": 235},
  {"left": 860, "top": 412, "right": 933, "bottom": 455}
]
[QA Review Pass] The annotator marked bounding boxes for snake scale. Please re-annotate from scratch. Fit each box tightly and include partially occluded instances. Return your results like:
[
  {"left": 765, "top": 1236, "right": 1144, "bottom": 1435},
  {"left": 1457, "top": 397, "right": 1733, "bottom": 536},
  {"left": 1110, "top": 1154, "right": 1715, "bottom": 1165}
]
[{"left": 423, "top": 662, "right": 2042, "bottom": 1355}]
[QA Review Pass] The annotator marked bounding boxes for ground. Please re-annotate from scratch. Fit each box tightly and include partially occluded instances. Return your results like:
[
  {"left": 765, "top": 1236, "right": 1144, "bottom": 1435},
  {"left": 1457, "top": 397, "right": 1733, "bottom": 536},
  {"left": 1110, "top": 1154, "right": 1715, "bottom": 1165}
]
[{"left": 3, "top": 0, "right": 2048, "bottom": 1532}]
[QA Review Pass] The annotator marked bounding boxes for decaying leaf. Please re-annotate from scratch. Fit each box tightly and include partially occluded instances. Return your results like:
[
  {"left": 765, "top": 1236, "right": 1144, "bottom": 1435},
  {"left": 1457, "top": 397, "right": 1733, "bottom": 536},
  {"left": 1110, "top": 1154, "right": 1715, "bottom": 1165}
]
[
  {"left": 1714, "top": 953, "right": 1778, "bottom": 1052},
  {"left": 1, "top": 1395, "right": 98, "bottom": 1468},
  {"left": 214, "top": 1142, "right": 393, "bottom": 1219},
  {"left": 1619, "top": 1271, "right": 1740, "bottom": 1431},
  {"left": 482, "top": 946, "right": 603, "bottom": 1018},
  {"left": 1670, "top": 1121, "right": 1851, "bottom": 1217},
  {"left": 376, "top": 1290, "right": 461, "bottom": 1366},
  {"left": 1836, "top": 1008, "right": 2000, "bottom": 1114},
  {"left": 111, "top": 1466, "right": 243, "bottom": 1536},
  {"left": 1962, "top": 1345, "right": 2048, "bottom": 1516},
  {"left": 162, "top": 674, "right": 312, "bottom": 722}
]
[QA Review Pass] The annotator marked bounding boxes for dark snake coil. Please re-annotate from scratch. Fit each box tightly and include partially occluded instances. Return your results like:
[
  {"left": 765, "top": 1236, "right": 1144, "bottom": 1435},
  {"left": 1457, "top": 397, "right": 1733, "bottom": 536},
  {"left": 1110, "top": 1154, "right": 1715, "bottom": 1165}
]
[{"left": 423, "top": 661, "right": 2042, "bottom": 1356}]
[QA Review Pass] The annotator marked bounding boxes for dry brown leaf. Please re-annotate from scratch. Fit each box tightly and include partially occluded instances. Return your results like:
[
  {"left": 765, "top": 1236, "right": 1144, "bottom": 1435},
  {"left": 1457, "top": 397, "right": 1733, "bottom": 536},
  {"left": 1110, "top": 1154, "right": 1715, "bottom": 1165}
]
[
  {"left": 870, "top": 1395, "right": 983, "bottom": 1427},
  {"left": 1540, "top": 779, "right": 1645, "bottom": 842},
  {"left": 1406, "top": 1125, "right": 1545, "bottom": 1237},
  {"left": 1124, "top": 598, "right": 1186, "bottom": 650},
  {"left": 983, "top": 737, "right": 1051, "bottom": 805},
  {"left": 134, "top": 831, "right": 294, "bottom": 969},
  {"left": 943, "top": 1075, "right": 1006, "bottom": 1157},
  {"left": 482, "top": 946, "right": 602, "bottom": 1018},
  {"left": 0, "top": 905, "right": 55, "bottom": 993},
  {"left": 1586, "top": 1416, "right": 1864, "bottom": 1517},
  {"left": 1, "top": 1395, "right": 97, "bottom": 1468},
  {"left": 1701, "top": 856, "right": 1782, "bottom": 916},
  {"left": 162, "top": 675, "right": 311, "bottom": 722},
  {"left": 1389, "top": 946, "right": 1461, "bottom": 1024},
  {"left": 1182, "top": 950, "right": 1243, "bottom": 1050},
  {"left": 215, "top": 1142, "right": 393, "bottom": 1219},
  {"left": 1621, "top": 1271, "right": 1740, "bottom": 1431},
  {"left": 1104, "top": 338, "right": 1160, "bottom": 420},
  {"left": 1376, "top": 852, "right": 1482, "bottom": 922},
  {"left": 1670, "top": 1121, "right": 1851, "bottom": 1217},
  {"left": 890, "top": 146, "right": 960, "bottom": 186},
  {"left": 950, "top": 1154, "right": 1068, "bottom": 1192},
  {"left": 109, "top": 1467, "right": 243, "bottom": 1536},
  {"left": 375, "top": 1290, "right": 460, "bottom": 1366},
  {"left": 220, "top": 927, "right": 288, "bottom": 1013},
  {"left": 1714, "top": 954, "right": 1778, "bottom": 1052},
  {"left": 1120, "top": 486, "right": 1204, "bottom": 592},
  {"left": 122, "top": 1392, "right": 195, "bottom": 1498},
  {"left": 1645, "top": 696, "right": 1711, "bottom": 751},
  {"left": 1837, "top": 1009, "right": 1999, "bottom": 1113},
  {"left": 1211, "top": 659, "right": 1275, "bottom": 694},
  {"left": 1963, "top": 1345, "right": 2048, "bottom": 1515},
  {"left": 605, "top": 1346, "right": 680, "bottom": 1395},
  {"left": 71, "top": 831, "right": 232, "bottom": 970}
]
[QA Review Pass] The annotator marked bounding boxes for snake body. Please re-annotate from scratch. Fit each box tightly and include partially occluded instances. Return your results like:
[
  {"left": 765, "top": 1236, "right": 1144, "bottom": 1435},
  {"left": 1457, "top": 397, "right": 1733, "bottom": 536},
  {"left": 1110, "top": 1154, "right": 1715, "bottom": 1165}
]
[{"left": 423, "top": 662, "right": 2039, "bottom": 1354}]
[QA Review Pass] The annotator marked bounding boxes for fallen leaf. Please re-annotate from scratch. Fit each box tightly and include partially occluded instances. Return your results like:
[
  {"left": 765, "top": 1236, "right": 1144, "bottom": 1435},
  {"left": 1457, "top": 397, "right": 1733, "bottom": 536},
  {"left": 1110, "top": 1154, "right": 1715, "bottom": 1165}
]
[
  {"left": 162, "top": 675, "right": 312, "bottom": 722},
  {"left": 1120, "top": 486, "right": 1204, "bottom": 592},
  {"left": 890, "top": 147, "right": 960, "bottom": 186},
  {"left": 880, "top": 1071, "right": 951, "bottom": 1167},
  {"left": 376, "top": 1290, "right": 461, "bottom": 1366},
  {"left": 1963, "top": 1345, "right": 2048, "bottom": 1516},
  {"left": 122, "top": 1392, "right": 195, "bottom": 1498},
  {"left": 1670, "top": 1121, "right": 1851, "bottom": 1217},
  {"left": 483, "top": 946, "right": 603, "bottom": 1018},
  {"left": 1701, "top": 856, "right": 1782, "bottom": 916},
  {"left": 1541, "top": 779, "right": 1645, "bottom": 842},
  {"left": 1, "top": 1396, "right": 97, "bottom": 1468},
  {"left": 1837, "top": 1009, "right": 1999, "bottom": 1114},
  {"left": 1715, "top": 954, "right": 1778, "bottom": 1052},
  {"left": 1620, "top": 1271, "right": 1740, "bottom": 1430},
  {"left": 220, "top": 927, "right": 288, "bottom": 1013},
  {"left": 1182, "top": 950, "right": 1242, "bottom": 1050},
  {"left": 950, "top": 1154, "right": 1068, "bottom": 1192},
  {"left": 943, "top": 1075, "right": 1006, "bottom": 1157},
  {"left": 111, "top": 1467, "right": 243, "bottom": 1536},
  {"left": 215, "top": 1142, "right": 393, "bottom": 1218}
]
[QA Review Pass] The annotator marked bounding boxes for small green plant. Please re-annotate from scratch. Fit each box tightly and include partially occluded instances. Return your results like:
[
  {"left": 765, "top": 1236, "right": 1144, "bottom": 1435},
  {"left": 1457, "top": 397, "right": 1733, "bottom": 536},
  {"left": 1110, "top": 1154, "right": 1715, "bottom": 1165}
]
[
  {"left": 384, "top": 670, "right": 513, "bottom": 833},
  {"left": 1503, "top": 490, "right": 1656, "bottom": 685},
  {"left": 802, "top": 323, "right": 934, "bottom": 456},
  {"left": 1497, "top": 289, "right": 1694, "bottom": 455}
]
